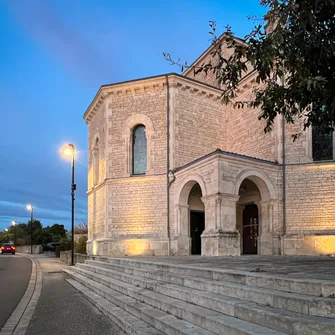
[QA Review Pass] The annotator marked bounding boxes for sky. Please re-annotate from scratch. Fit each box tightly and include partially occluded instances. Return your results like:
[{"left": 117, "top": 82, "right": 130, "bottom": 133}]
[{"left": 0, "top": 0, "right": 266, "bottom": 232}]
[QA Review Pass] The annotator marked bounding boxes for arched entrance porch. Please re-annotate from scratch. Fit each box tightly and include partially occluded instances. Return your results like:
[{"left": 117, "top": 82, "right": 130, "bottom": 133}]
[
  {"left": 237, "top": 179, "right": 261, "bottom": 254},
  {"left": 175, "top": 176, "right": 207, "bottom": 255},
  {"left": 235, "top": 170, "right": 277, "bottom": 255}
]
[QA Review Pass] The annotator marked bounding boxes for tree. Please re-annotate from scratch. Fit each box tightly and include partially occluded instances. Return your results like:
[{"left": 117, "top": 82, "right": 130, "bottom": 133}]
[
  {"left": 27, "top": 220, "right": 43, "bottom": 244},
  {"left": 164, "top": 0, "right": 335, "bottom": 137},
  {"left": 74, "top": 220, "right": 88, "bottom": 234}
]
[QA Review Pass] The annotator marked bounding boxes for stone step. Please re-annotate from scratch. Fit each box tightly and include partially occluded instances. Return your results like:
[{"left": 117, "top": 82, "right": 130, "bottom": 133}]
[
  {"left": 79, "top": 262, "right": 335, "bottom": 335},
  {"left": 64, "top": 269, "right": 217, "bottom": 335},
  {"left": 84, "top": 259, "right": 335, "bottom": 318},
  {"left": 69, "top": 266, "right": 287, "bottom": 335},
  {"left": 65, "top": 278, "right": 159, "bottom": 335},
  {"left": 89, "top": 257, "right": 335, "bottom": 297}
]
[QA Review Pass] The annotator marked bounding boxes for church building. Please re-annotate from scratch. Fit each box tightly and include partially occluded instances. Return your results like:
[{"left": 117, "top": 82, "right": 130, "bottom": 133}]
[{"left": 84, "top": 35, "right": 335, "bottom": 257}]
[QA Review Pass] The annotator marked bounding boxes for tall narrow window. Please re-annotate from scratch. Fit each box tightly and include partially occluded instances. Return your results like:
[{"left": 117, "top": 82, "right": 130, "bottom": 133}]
[
  {"left": 132, "top": 125, "right": 147, "bottom": 175},
  {"left": 312, "top": 126, "right": 333, "bottom": 161},
  {"left": 93, "top": 138, "right": 100, "bottom": 185}
]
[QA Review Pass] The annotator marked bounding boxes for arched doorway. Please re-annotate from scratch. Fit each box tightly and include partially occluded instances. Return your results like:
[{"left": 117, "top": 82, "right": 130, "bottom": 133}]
[
  {"left": 237, "top": 179, "right": 261, "bottom": 255},
  {"left": 177, "top": 176, "right": 206, "bottom": 255},
  {"left": 188, "top": 183, "right": 205, "bottom": 254}
]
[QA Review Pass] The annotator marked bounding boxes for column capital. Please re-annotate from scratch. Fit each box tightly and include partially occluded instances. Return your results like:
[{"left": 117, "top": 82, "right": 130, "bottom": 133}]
[
  {"left": 201, "top": 193, "right": 240, "bottom": 204},
  {"left": 260, "top": 199, "right": 278, "bottom": 206},
  {"left": 175, "top": 204, "right": 189, "bottom": 209}
]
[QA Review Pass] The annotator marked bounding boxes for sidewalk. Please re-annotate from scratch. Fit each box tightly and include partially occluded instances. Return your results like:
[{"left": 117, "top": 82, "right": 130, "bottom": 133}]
[{"left": 25, "top": 255, "right": 125, "bottom": 335}]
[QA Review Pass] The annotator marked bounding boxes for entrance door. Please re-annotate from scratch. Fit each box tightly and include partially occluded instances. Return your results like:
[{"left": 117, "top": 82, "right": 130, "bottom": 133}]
[
  {"left": 242, "top": 204, "right": 259, "bottom": 254},
  {"left": 190, "top": 211, "right": 205, "bottom": 255}
]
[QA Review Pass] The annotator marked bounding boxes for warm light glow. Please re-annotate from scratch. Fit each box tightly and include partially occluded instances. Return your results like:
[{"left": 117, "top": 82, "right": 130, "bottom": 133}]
[
  {"left": 62, "top": 144, "right": 74, "bottom": 157},
  {"left": 64, "top": 148, "right": 73, "bottom": 156},
  {"left": 26, "top": 204, "right": 33, "bottom": 211},
  {"left": 125, "top": 239, "right": 150, "bottom": 255},
  {"left": 5, "top": 228, "right": 8, "bottom": 232},
  {"left": 11, "top": 221, "right": 16, "bottom": 226}
]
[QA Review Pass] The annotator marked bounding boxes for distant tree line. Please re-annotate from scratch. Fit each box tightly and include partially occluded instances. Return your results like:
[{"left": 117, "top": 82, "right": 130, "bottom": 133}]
[{"left": 0, "top": 220, "right": 68, "bottom": 245}]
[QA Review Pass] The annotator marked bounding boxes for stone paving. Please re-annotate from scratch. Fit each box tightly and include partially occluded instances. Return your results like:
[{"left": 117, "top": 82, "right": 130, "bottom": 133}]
[{"left": 122, "top": 255, "right": 335, "bottom": 281}]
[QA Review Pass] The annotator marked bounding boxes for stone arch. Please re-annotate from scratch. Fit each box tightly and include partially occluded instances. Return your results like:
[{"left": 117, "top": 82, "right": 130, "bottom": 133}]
[
  {"left": 122, "top": 114, "right": 155, "bottom": 135},
  {"left": 234, "top": 168, "right": 277, "bottom": 255},
  {"left": 175, "top": 174, "right": 207, "bottom": 255},
  {"left": 234, "top": 168, "right": 276, "bottom": 202},
  {"left": 93, "top": 137, "right": 100, "bottom": 186},
  {"left": 90, "top": 133, "right": 100, "bottom": 151},
  {"left": 122, "top": 114, "right": 155, "bottom": 175},
  {"left": 178, "top": 173, "right": 207, "bottom": 206}
]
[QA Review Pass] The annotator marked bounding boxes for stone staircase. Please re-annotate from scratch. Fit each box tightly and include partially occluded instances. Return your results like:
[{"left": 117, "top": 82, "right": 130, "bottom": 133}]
[{"left": 63, "top": 257, "right": 335, "bottom": 335}]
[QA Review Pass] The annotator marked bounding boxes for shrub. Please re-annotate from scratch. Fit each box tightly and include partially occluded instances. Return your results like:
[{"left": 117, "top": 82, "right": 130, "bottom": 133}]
[{"left": 74, "top": 235, "right": 87, "bottom": 254}]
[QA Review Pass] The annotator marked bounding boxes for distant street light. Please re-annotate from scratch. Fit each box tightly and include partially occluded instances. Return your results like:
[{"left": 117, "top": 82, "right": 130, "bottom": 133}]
[
  {"left": 5, "top": 228, "right": 8, "bottom": 242},
  {"left": 62, "top": 144, "right": 76, "bottom": 266},
  {"left": 26, "top": 205, "right": 34, "bottom": 254},
  {"left": 11, "top": 221, "right": 17, "bottom": 245}
]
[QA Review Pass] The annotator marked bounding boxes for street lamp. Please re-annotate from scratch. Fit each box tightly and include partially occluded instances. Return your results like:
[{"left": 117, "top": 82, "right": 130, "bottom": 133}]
[
  {"left": 26, "top": 205, "right": 34, "bottom": 254},
  {"left": 63, "top": 144, "right": 76, "bottom": 266},
  {"left": 11, "top": 221, "right": 17, "bottom": 245},
  {"left": 5, "top": 229, "right": 8, "bottom": 242}
]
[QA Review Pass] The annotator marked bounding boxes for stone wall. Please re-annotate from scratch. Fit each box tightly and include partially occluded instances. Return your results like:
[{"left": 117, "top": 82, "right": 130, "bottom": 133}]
[
  {"left": 87, "top": 185, "right": 106, "bottom": 241},
  {"left": 225, "top": 102, "right": 276, "bottom": 161},
  {"left": 15, "top": 245, "right": 42, "bottom": 254},
  {"left": 172, "top": 80, "right": 224, "bottom": 168},
  {"left": 86, "top": 77, "right": 169, "bottom": 257},
  {"left": 106, "top": 80, "right": 167, "bottom": 178},
  {"left": 60, "top": 250, "right": 89, "bottom": 265}
]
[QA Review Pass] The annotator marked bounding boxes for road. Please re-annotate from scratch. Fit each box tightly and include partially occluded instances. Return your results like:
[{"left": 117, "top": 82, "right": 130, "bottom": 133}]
[{"left": 0, "top": 255, "right": 32, "bottom": 330}]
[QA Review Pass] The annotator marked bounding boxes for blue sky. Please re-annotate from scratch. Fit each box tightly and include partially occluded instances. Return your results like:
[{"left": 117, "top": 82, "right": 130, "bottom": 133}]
[{"left": 0, "top": 0, "right": 265, "bottom": 231}]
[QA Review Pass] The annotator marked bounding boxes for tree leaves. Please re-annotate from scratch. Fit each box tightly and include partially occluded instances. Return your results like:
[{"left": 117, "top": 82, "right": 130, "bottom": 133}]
[{"left": 164, "top": 0, "right": 335, "bottom": 137}]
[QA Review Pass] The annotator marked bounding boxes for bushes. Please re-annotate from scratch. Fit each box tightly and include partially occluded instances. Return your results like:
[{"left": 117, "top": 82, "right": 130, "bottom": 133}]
[{"left": 74, "top": 235, "right": 87, "bottom": 254}]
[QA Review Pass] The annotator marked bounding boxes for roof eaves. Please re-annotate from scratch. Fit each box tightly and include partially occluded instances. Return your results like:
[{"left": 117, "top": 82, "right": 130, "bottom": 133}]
[
  {"left": 183, "top": 32, "right": 246, "bottom": 76},
  {"left": 174, "top": 149, "right": 278, "bottom": 173}
]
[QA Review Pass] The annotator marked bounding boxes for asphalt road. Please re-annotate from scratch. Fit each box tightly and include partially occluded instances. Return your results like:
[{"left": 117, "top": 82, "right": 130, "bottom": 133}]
[{"left": 0, "top": 255, "right": 32, "bottom": 330}]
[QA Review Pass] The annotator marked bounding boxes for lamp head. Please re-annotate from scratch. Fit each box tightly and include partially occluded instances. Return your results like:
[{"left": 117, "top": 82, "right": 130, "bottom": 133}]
[
  {"left": 5, "top": 228, "right": 8, "bottom": 232},
  {"left": 63, "top": 144, "right": 75, "bottom": 157},
  {"left": 11, "top": 221, "right": 16, "bottom": 226},
  {"left": 26, "top": 204, "right": 33, "bottom": 211}
]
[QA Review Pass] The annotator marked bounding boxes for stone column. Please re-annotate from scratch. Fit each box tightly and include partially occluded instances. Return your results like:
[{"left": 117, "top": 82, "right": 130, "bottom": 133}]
[
  {"left": 236, "top": 204, "right": 244, "bottom": 253},
  {"left": 259, "top": 200, "right": 276, "bottom": 255},
  {"left": 175, "top": 204, "right": 191, "bottom": 255},
  {"left": 201, "top": 194, "right": 241, "bottom": 256}
]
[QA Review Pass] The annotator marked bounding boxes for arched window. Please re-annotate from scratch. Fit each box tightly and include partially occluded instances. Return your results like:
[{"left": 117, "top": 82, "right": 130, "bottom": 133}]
[
  {"left": 93, "top": 138, "right": 100, "bottom": 185},
  {"left": 132, "top": 125, "right": 147, "bottom": 175}
]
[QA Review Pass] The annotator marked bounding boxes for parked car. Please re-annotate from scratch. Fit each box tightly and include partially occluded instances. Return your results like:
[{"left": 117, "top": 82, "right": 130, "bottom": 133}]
[
  {"left": 46, "top": 242, "right": 61, "bottom": 251},
  {"left": 1, "top": 243, "right": 16, "bottom": 255}
]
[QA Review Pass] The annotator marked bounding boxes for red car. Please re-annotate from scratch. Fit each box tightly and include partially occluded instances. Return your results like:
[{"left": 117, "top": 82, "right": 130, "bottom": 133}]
[{"left": 1, "top": 243, "right": 16, "bottom": 255}]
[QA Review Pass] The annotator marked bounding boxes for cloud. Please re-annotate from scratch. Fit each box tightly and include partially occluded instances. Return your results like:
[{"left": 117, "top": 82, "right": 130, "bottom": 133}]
[{"left": 5, "top": 0, "right": 115, "bottom": 84}]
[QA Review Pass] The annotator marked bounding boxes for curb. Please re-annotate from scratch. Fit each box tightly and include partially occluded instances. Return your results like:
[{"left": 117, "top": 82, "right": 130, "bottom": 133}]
[{"left": 0, "top": 256, "right": 42, "bottom": 335}]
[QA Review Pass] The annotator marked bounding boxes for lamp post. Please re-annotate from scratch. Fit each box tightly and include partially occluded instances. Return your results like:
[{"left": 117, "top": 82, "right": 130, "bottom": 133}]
[
  {"left": 11, "top": 221, "right": 16, "bottom": 245},
  {"left": 63, "top": 144, "right": 76, "bottom": 266},
  {"left": 5, "top": 229, "right": 8, "bottom": 242},
  {"left": 26, "top": 205, "right": 34, "bottom": 254}
]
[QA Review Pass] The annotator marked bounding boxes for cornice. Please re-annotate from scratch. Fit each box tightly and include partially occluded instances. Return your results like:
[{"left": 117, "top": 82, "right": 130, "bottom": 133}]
[
  {"left": 169, "top": 75, "right": 222, "bottom": 100},
  {"left": 84, "top": 75, "right": 168, "bottom": 124},
  {"left": 235, "top": 70, "right": 258, "bottom": 98},
  {"left": 83, "top": 73, "right": 223, "bottom": 123},
  {"left": 174, "top": 148, "right": 279, "bottom": 177}
]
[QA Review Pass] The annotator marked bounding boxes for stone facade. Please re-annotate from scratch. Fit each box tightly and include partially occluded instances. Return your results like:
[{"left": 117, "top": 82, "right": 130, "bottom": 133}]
[{"left": 84, "top": 40, "right": 335, "bottom": 257}]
